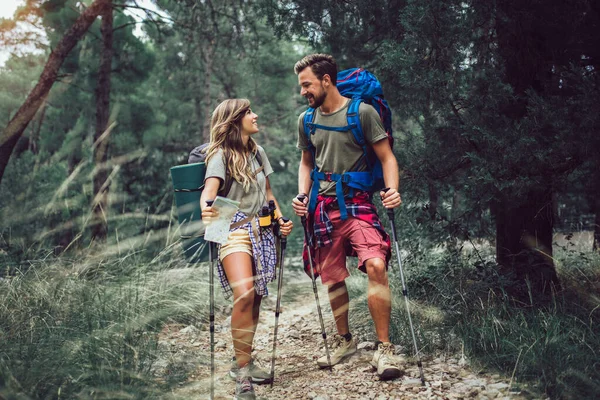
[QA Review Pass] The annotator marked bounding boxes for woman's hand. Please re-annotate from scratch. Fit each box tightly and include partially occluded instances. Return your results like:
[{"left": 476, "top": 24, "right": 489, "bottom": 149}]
[
  {"left": 278, "top": 217, "right": 293, "bottom": 237},
  {"left": 201, "top": 205, "right": 219, "bottom": 224}
]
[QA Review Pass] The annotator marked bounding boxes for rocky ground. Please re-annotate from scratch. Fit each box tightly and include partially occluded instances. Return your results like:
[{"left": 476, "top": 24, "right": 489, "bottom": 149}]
[{"left": 155, "top": 267, "right": 545, "bottom": 400}]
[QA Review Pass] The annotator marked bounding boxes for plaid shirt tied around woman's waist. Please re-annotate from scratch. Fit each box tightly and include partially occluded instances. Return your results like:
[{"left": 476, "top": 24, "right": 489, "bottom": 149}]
[
  {"left": 217, "top": 211, "right": 277, "bottom": 299},
  {"left": 302, "top": 191, "right": 391, "bottom": 279}
]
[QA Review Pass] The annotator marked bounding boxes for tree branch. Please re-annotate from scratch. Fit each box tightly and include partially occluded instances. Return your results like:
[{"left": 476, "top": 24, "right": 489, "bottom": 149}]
[{"left": 0, "top": 0, "right": 111, "bottom": 185}]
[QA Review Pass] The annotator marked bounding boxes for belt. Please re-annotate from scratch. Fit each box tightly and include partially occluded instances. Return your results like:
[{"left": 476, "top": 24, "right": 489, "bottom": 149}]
[{"left": 328, "top": 202, "right": 339, "bottom": 210}]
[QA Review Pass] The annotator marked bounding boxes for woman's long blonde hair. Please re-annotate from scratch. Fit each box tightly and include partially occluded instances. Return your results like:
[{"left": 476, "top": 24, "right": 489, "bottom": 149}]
[{"left": 205, "top": 99, "right": 259, "bottom": 192}]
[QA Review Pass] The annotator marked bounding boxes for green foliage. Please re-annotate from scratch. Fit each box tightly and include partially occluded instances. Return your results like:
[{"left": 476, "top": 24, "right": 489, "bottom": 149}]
[
  {"left": 0, "top": 246, "right": 228, "bottom": 399},
  {"left": 346, "top": 239, "right": 599, "bottom": 399},
  {"left": 3, "top": 0, "right": 599, "bottom": 396}
]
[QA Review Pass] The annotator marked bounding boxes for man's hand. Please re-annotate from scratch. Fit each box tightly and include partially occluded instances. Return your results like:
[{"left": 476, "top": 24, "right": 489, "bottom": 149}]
[
  {"left": 380, "top": 188, "right": 402, "bottom": 209},
  {"left": 292, "top": 194, "right": 308, "bottom": 217}
]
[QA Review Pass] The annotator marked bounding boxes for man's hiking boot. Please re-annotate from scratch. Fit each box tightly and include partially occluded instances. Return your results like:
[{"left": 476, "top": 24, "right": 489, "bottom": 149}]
[
  {"left": 317, "top": 334, "right": 357, "bottom": 368},
  {"left": 229, "top": 357, "right": 272, "bottom": 384},
  {"left": 234, "top": 365, "right": 255, "bottom": 400},
  {"left": 371, "top": 342, "right": 404, "bottom": 380}
]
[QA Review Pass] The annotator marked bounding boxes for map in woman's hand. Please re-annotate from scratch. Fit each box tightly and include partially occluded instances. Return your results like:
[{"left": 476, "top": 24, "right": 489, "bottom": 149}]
[{"left": 204, "top": 196, "right": 241, "bottom": 245}]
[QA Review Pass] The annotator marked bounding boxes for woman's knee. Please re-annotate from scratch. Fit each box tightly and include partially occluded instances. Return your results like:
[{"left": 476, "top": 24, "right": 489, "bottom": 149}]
[{"left": 232, "top": 286, "right": 256, "bottom": 312}]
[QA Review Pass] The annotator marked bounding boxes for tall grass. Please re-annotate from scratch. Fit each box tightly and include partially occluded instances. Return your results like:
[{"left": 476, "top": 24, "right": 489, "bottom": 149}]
[
  {"left": 0, "top": 241, "right": 223, "bottom": 399},
  {"left": 347, "top": 235, "right": 599, "bottom": 399}
]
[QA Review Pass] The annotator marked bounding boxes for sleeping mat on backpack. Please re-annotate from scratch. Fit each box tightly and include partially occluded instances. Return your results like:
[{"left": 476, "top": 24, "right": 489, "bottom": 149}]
[{"left": 170, "top": 162, "right": 208, "bottom": 263}]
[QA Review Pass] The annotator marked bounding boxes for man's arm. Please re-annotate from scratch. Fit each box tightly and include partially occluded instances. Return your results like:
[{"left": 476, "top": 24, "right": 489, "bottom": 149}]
[
  {"left": 292, "top": 150, "right": 314, "bottom": 216},
  {"left": 372, "top": 139, "right": 402, "bottom": 209},
  {"left": 298, "top": 150, "right": 313, "bottom": 195}
]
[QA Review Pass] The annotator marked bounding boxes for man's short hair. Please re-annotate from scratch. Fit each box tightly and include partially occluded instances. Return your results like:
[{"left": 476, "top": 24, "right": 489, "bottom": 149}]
[{"left": 294, "top": 53, "right": 338, "bottom": 85}]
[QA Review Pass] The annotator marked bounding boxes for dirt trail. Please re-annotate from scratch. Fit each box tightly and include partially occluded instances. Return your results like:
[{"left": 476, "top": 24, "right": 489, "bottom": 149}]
[{"left": 157, "top": 266, "right": 544, "bottom": 400}]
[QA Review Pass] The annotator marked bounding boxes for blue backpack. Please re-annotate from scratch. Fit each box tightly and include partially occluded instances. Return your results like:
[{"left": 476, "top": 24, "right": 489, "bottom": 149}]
[{"left": 302, "top": 68, "right": 394, "bottom": 220}]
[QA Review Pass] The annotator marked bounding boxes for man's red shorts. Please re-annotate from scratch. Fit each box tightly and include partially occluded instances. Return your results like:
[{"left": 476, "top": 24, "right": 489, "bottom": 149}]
[{"left": 315, "top": 210, "right": 390, "bottom": 285}]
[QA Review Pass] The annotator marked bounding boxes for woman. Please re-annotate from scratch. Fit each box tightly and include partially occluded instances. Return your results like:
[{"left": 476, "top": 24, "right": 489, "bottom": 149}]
[{"left": 200, "top": 99, "right": 293, "bottom": 400}]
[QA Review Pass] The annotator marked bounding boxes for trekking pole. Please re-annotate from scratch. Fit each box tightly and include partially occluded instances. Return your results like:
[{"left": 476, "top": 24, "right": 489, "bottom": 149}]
[
  {"left": 206, "top": 200, "right": 216, "bottom": 399},
  {"left": 297, "top": 195, "right": 332, "bottom": 371},
  {"left": 270, "top": 217, "right": 289, "bottom": 387},
  {"left": 382, "top": 189, "right": 426, "bottom": 386}
]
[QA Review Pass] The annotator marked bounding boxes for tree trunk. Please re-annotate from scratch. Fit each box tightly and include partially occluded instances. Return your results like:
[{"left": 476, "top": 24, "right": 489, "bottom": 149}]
[
  {"left": 492, "top": 187, "right": 560, "bottom": 297},
  {"left": 427, "top": 178, "right": 438, "bottom": 220},
  {"left": 90, "top": 0, "right": 113, "bottom": 243},
  {"left": 0, "top": 0, "right": 110, "bottom": 186},
  {"left": 201, "top": 40, "right": 215, "bottom": 143},
  {"left": 450, "top": 188, "right": 460, "bottom": 222},
  {"left": 493, "top": 0, "right": 560, "bottom": 298},
  {"left": 593, "top": 197, "right": 600, "bottom": 253}
]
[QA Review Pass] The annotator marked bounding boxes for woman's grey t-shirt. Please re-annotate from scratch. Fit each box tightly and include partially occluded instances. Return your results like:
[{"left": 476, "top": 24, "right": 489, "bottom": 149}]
[{"left": 204, "top": 145, "right": 273, "bottom": 216}]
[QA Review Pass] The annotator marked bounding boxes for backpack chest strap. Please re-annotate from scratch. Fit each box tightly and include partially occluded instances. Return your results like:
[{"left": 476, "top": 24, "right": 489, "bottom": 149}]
[
  {"left": 309, "top": 170, "right": 347, "bottom": 219},
  {"left": 305, "top": 122, "right": 357, "bottom": 134},
  {"left": 309, "top": 170, "right": 375, "bottom": 220}
]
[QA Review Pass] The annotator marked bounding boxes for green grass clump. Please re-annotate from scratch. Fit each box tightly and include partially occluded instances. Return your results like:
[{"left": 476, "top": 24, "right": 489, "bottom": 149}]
[
  {"left": 0, "top": 245, "right": 219, "bottom": 399},
  {"left": 347, "top": 241, "right": 599, "bottom": 399}
]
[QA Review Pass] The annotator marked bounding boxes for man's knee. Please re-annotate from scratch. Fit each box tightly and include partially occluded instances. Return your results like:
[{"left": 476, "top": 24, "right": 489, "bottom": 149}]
[{"left": 365, "top": 258, "right": 387, "bottom": 280}]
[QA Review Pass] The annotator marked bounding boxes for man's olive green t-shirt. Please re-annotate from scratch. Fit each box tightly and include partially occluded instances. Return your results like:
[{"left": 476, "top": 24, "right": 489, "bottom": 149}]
[
  {"left": 297, "top": 99, "right": 388, "bottom": 196},
  {"left": 204, "top": 145, "right": 273, "bottom": 216}
]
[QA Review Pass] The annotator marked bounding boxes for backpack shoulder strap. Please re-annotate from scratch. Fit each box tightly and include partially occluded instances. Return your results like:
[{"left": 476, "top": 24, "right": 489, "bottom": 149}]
[
  {"left": 303, "top": 108, "right": 316, "bottom": 145},
  {"left": 346, "top": 98, "right": 372, "bottom": 170},
  {"left": 346, "top": 98, "right": 366, "bottom": 147},
  {"left": 254, "top": 148, "right": 263, "bottom": 167}
]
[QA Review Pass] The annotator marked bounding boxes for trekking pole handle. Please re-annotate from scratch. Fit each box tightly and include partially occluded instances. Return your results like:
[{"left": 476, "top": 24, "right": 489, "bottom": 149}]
[
  {"left": 297, "top": 194, "right": 308, "bottom": 225},
  {"left": 381, "top": 188, "right": 395, "bottom": 217},
  {"left": 279, "top": 218, "right": 289, "bottom": 248},
  {"left": 382, "top": 188, "right": 398, "bottom": 238},
  {"left": 206, "top": 200, "right": 214, "bottom": 207}
]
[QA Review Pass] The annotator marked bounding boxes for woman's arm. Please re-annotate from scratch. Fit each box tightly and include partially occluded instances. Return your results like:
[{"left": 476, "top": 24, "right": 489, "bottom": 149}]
[{"left": 200, "top": 177, "right": 221, "bottom": 222}]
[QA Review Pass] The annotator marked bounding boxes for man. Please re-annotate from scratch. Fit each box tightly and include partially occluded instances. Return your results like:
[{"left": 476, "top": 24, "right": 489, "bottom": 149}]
[{"left": 291, "top": 53, "right": 403, "bottom": 380}]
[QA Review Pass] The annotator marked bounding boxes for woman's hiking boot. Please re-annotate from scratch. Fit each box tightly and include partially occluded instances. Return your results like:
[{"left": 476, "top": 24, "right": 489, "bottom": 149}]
[
  {"left": 317, "top": 334, "right": 357, "bottom": 368},
  {"left": 370, "top": 342, "right": 404, "bottom": 380},
  {"left": 229, "top": 357, "right": 272, "bottom": 384},
  {"left": 234, "top": 365, "right": 256, "bottom": 400}
]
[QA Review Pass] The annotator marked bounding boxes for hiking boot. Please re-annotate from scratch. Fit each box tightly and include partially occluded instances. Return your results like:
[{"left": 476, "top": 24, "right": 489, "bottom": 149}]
[
  {"left": 316, "top": 334, "right": 357, "bottom": 368},
  {"left": 370, "top": 342, "right": 404, "bottom": 380},
  {"left": 229, "top": 357, "right": 272, "bottom": 384},
  {"left": 234, "top": 365, "right": 255, "bottom": 400}
]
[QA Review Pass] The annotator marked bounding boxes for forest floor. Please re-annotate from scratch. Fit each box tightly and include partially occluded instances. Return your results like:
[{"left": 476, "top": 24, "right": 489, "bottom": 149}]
[{"left": 155, "top": 263, "right": 546, "bottom": 400}]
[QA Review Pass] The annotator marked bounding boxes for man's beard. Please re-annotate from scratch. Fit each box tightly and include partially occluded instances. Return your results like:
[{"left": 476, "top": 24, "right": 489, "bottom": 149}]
[{"left": 308, "top": 88, "right": 326, "bottom": 108}]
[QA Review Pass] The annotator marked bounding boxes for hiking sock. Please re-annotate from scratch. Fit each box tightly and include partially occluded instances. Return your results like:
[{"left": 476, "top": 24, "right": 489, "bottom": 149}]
[{"left": 341, "top": 332, "right": 352, "bottom": 342}]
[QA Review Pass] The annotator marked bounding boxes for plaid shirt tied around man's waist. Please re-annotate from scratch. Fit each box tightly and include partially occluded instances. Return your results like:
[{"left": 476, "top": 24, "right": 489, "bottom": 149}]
[
  {"left": 217, "top": 211, "right": 277, "bottom": 299},
  {"left": 302, "top": 191, "right": 391, "bottom": 279}
]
